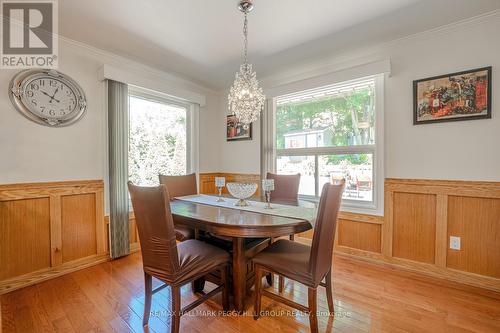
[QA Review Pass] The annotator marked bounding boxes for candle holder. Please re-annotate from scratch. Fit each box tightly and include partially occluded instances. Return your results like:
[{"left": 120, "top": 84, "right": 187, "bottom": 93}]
[
  {"left": 214, "top": 177, "right": 226, "bottom": 202},
  {"left": 262, "top": 179, "right": 275, "bottom": 209}
]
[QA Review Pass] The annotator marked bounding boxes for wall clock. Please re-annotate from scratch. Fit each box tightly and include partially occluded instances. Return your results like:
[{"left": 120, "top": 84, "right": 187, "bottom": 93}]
[{"left": 9, "top": 69, "right": 87, "bottom": 127}]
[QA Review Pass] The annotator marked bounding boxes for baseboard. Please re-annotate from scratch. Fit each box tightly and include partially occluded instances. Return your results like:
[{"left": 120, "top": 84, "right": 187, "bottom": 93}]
[
  {"left": 334, "top": 246, "right": 500, "bottom": 295},
  {"left": 0, "top": 253, "right": 110, "bottom": 295}
]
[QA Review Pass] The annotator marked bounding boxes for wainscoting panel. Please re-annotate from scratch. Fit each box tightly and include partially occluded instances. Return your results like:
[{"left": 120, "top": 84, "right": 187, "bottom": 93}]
[
  {"left": 0, "top": 180, "right": 107, "bottom": 294},
  {"left": 61, "top": 193, "right": 97, "bottom": 263},
  {"left": 392, "top": 192, "right": 436, "bottom": 264},
  {"left": 0, "top": 198, "right": 51, "bottom": 280},
  {"left": 447, "top": 196, "right": 500, "bottom": 278},
  {"left": 199, "top": 172, "right": 218, "bottom": 195},
  {"left": 380, "top": 179, "right": 500, "bottom": 292},
  {"left": 338, "top": 219, "right": 381, "bottom": 253},
  {"left": 201, "top": 174, "right": 500, "bottom": 292},
  {"left": 199, "top": 172, "right": 261, "bottom": 196}
]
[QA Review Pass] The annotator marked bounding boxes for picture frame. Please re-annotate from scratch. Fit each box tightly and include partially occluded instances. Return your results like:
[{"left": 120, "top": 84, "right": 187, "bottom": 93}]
[
  {"left": 413, "top": 66, "right": 492, "bottom": 125},
  {"left": 227, "top": 115, "right": 252, "bottom": 141}
]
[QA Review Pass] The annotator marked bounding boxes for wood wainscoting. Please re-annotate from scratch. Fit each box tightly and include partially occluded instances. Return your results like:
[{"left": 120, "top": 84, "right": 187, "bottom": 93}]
[
  {"left": 104, "top": 213, "right": 141, "bottom": 254},
  {"left": 338, "top": 178, "right": 500, "bottom": 293},
  {"left": 200, "top": 173, "right": 500, "bottom": 293},
  {"left": 199, "top": 172, "right": 261, "bottom": 197},
  {"left": 0, "top": 180, "right": 108, "bottom": 294}
]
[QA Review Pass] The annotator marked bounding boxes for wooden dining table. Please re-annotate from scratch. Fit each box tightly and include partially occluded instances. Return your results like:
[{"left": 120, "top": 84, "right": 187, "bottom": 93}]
[{"left": 170, "top": 196, "right": 314, "bottom": 312}]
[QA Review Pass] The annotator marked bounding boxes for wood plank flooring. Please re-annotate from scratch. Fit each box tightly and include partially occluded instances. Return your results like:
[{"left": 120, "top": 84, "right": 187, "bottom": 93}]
[{"left": 2, "top": 252, "right": 500, "bottom": 333}]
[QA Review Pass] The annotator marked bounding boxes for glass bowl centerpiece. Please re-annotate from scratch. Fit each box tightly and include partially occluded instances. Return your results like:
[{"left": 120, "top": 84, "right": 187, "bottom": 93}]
[{"left": 226, "top": 182, "right": 258, "bottom": 206}]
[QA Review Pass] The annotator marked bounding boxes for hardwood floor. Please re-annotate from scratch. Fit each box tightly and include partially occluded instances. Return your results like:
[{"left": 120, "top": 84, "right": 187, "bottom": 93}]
[{"left": 1, "top": 252, "right": 500, "bottom": 333}]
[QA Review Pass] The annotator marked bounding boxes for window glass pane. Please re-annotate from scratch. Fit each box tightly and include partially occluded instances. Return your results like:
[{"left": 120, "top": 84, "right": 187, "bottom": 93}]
[
  {"left": 318, "top": 154, "right": 373, "bottom": 202},
  {"left": 128, "top": 96, "right": 187, "bottom": 186},
  {"left": 276, "top": 155, "right": 315, "bottom": 196},
  {"left": 276, "top": 78, "right": 375, "bottom": 149}
]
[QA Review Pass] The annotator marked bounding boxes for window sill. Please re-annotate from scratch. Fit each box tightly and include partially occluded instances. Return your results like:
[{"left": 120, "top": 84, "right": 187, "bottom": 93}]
[{"left": 298, "top": 195, "right": 383, "bottom": 217}]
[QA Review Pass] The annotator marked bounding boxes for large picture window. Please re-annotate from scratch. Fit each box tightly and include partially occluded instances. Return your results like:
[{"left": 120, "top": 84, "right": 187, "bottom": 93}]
[
  {"left": 274, "top": 75, "right": 384, "bottom": 213},
  {"left": 128, "top": 89, "right": 192, "bottom": 186}
]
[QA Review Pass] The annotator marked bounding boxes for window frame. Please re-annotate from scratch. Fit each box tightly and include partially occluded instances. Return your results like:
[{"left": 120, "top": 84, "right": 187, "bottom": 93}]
[
  {"left": 128, "top": 86, "right": 199, "bottom": 179},
  {"left": 273, "top": 74, "right": 385, "bottom": 216}
]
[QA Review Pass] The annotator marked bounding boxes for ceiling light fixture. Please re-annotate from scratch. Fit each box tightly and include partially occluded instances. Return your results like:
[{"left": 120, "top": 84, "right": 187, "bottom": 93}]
[{"left": 228, "top": 0, "right": 265, "bottom": 127}]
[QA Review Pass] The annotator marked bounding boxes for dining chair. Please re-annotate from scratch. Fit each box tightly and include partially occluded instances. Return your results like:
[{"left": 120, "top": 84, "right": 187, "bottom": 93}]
[
  {"left": 266, "top": 172, "right": 301, "bottom": 207},
  {"left": 128, "top": 182, "right": 230, "bottom": 333},
  {"left": 159, "top": 173, "right": 197, "bottom": 241},
  {"left": 252, "top": 181, "right": 345, "bottom": 333},
  {"left": 265, "top": 172, "right": 301, "bottom": 289}
]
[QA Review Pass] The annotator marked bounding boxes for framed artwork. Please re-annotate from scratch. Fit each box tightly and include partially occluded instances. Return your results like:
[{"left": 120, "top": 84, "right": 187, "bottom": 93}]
[
  {"left": 227, "top": 115, "right": 252, "bottom": 141},
  {"left": 413, "top": 66, "right": 491, "bottom": 125}
]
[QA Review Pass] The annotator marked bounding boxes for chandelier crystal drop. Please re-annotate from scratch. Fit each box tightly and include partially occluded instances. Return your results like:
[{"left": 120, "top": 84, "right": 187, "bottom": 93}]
[{"left": 228, "top": 0, "right": 265, "bottom": 127}]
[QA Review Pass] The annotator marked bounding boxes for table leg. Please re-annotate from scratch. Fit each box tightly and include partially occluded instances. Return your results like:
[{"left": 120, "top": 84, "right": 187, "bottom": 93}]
[{"left": 232, "top": 237, "right": 246, "bottom": 313}]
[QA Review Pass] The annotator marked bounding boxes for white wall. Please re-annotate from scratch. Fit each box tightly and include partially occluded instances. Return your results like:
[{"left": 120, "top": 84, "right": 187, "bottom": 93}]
[
  {"left": 2, "top": 13, "right": 499, "bottom": 189},
  {"left": 384, "top": 18, "right": 500, "bottom": 181},
  {"left": 219, "top": 93, "right": 261, "bottom": 174},
  {"left": 0, "top": 44, "right": 105, "bottom": 184},
  {"left": 218, "top": 13, "right": 500, "bottom": 181},
  {"left": 0, "top": 38, "right": 221, "bottom": 186}
]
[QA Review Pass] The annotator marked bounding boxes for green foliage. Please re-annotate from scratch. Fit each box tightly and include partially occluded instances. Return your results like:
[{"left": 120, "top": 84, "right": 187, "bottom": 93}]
[
  {"left": 327, "top": 154, "right": 369, "bottom": 165},
  {"left": 276, "top": 88, "right": 374, "bottom": 165},
  {"left": 128, "top": 97, "right": 187, "bottom": 186}
]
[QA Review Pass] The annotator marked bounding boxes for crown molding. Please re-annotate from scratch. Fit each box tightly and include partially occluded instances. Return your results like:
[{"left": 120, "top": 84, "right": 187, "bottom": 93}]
[
  {"left": 59, "top": 9, "right": 500, "bottom": 97},
  {"left": 256, "top": 9, "right": 500, "bottom": 91},
  {"left": 388, "top": 8, "right": 500, "bottom": 46},
  {"left": 58, "top": 35, "right": 218, "bottom": 96}
]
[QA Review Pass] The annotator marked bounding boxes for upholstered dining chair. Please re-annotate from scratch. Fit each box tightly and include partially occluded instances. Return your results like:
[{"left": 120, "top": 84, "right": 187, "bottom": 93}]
[
  {"left": 252, "top": 181, "right": 345, "bottom": 333},
  {"left": 128, "top": 182, "right": 230, "bottom": 333},
  {"left": 159, "top": 173, "right": 197, "bottom": 241},
  {"left": 265, "top": 172, "right": 301, "bottom": 289},
  {"left": 266, "top": 172, "right": 301, "bottom": 207}
]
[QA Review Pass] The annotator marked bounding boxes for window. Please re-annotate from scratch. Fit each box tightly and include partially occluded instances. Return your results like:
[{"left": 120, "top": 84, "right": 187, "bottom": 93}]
[
  {"left": 128, "top": 88, "right": 194, "bottom": 186},
  {"left": 274, "top": 75, "right": 384, "bottom": 213}
]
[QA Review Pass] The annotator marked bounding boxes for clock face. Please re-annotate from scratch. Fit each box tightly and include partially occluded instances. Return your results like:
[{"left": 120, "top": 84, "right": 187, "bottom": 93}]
[
  {"left": 24, "top": 77, "right": 78, "bottom": 120},
  {"left": 9, "top": 69, "right": 87, "bottom": 127}
]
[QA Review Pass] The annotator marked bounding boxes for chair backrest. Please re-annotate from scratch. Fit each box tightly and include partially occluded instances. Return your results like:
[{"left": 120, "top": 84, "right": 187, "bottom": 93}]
[
  {"left": 266, "top": 172, "right": 301, "bottom": 205},
  {"left": 128, "top": 182, "right": 180, "bottom": 281},
  {"left": 158, "top": 173, "right": 198, "bottom": 199},
  {"left": 309, "top": 180, "right": 345, "bottom": 286}
]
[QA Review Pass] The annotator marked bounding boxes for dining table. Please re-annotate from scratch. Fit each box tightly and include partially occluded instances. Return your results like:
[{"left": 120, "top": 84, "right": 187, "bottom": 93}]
[{"left": 169, "top": 194, "right": 316, "bottom": 312}]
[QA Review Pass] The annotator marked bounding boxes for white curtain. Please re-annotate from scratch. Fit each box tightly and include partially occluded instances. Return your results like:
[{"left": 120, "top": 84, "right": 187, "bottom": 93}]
[
  {"left": 108, "top": 80, "right": 130, "bottom": 259},
  {"left": 260, "top": 98, "right": 276, "bottom": 180}
]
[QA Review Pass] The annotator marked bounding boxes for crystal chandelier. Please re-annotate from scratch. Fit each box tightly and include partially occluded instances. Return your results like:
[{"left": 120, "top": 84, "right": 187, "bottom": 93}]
[{"left": 228, "top": 0, "right": 265, "bottom": 127}]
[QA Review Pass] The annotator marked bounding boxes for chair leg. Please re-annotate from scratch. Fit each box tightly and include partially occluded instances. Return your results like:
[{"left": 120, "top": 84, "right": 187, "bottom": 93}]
[
  {"left": 308, "top": 287, "right": 319, "bottom": 333},
  {"left": 221, "top": 265, "right": 229, "bottom": 311},
  {"left": 143, "top": 272, "right": 152, "bottom": 327},
  {"left": 191, "top": 276, "right": 205, "bottom": 294},
  {"left": 266, "top": 273, "right": 273, "bottom": 286},
  {"left": 278, "top": 275, "right": 284, "bottom": 293},
  {"left": 253, "top": 265, "right": 263, "bottom": 320},
  {"left": 325, "top": 269, "right": 334, "bottom": 315},
  {"left": 171, "top": 286, "right": 181, "bottom": 333},
  {"left": 266, "top": 238, "right": 275, "bottom": 287}
]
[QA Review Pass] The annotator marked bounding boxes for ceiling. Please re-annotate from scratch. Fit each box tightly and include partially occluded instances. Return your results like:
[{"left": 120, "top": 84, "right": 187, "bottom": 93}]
[{"left": 59, "top": 0, "right": 500, "bottom": 90}]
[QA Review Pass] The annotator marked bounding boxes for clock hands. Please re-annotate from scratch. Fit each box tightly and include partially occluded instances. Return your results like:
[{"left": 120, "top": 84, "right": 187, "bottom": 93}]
[
  {"left": 41, "top": 89, "right": 60, "bottom": 103},
  {"left": 50, "top": 87, "right": 60, "bottom": 102}
]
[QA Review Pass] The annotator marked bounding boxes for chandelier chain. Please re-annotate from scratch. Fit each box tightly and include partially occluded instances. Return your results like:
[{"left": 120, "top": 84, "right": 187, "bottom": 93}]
[
  {"left": 228, "top": 0, "right": 265, "bottom": 126},
  {"left": 243, "top": 12, "right": 248, "bottom": 65}
]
